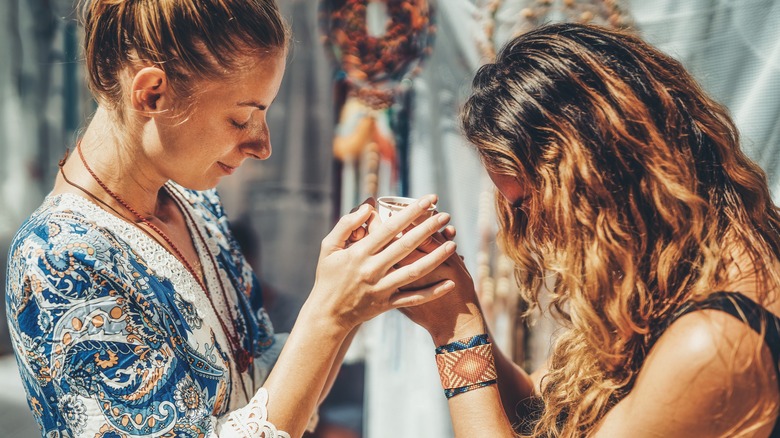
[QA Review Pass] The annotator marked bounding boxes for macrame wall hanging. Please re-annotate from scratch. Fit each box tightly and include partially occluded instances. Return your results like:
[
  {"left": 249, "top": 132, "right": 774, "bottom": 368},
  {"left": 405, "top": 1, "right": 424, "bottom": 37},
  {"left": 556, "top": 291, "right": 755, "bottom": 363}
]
[
  {"left": 319, "top": 0, "right": 437, "bottom": 207},
  {"left": 473, "top": 0, "right": 633, "bottom": 365},
  {"left": 475, "top": 0, "right": 633, "bottom": 61}
]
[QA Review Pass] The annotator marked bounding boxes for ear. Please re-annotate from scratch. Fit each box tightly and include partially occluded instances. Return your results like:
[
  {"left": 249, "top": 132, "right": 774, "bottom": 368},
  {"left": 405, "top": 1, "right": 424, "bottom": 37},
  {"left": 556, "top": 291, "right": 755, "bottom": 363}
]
[{"left": 130, "top": 67, "right": 169, "bottom": 114}]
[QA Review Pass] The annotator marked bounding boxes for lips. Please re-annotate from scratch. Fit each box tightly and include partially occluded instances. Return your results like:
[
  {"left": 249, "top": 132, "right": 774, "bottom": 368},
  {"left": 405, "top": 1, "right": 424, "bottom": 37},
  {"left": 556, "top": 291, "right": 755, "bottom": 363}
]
[{"left": 217, "top": 162, "right": 237, "bottom": 175}]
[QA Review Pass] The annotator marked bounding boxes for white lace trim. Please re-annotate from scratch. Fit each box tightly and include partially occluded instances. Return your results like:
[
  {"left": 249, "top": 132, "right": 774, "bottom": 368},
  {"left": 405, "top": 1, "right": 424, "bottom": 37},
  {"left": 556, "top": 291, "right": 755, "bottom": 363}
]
[{"left": 224, "top": 388, "right": 291, "bottom": 438}]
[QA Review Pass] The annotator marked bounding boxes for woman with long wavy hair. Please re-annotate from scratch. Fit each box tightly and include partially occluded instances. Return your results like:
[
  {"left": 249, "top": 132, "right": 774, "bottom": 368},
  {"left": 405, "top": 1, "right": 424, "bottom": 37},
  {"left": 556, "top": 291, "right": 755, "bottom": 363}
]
[{"left": 402, "top": 22, "right": 780, "bottom": 437}]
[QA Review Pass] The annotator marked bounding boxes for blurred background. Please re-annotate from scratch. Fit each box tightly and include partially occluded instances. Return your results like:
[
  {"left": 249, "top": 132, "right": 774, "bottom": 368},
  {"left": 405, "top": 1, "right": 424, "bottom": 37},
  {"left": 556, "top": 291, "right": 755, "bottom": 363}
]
[{"left": 1, "top": 0, "right": 779, "bottom": 437}]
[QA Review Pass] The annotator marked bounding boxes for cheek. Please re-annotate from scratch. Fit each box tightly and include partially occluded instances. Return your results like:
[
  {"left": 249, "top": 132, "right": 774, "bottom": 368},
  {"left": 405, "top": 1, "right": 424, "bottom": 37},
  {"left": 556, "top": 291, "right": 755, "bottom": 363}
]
[
  {"left": 488, "top": 172, "right": 526, "bottom": 203},
  {"left": 181, "top": 116, "right": 233, "bottom": 151}
]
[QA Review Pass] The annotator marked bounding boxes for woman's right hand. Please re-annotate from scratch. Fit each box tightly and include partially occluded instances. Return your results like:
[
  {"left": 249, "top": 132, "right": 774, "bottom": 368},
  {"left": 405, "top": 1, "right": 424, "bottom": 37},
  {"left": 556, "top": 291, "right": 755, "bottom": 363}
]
[
  {"left": 397, "top": 238, "right": 488, "bottom": 346},
  {"left": 307, "top": 194, "right": 458, "bottom": 333}
]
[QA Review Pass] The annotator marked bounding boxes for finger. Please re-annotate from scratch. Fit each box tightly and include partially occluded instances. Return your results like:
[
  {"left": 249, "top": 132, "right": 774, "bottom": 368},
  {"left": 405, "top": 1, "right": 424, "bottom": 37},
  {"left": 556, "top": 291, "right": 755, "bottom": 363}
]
[
  {"left": 395, "top": 248, "right": 427, "bottom": 270},
  {"left": 380, "top": 240, "right": 457, "bottom": 291},
  {"left": 366, "top": 210, "right": 380, "bottom": 229},
  {"left": 389, "top": 279, "right": 456, "bottom": 308},
  {"left": 348, "top": 209, "right": 381, "bottom": 245},
  {"left": 358, "top": 194, "right": 438, "bottom": 249},
  {"left": 375, "top": 212, "right": 451, "bottom": 268},
  {"left": 348, "top": 225, "right": 367, "bottom": 243},
  {"left": 417, "top": 224, "right": 459, "bottom": 254},
  {"left": 417, "top": 225, "right": 457, "bottom": 254},
  {"left": 416, "top": 232, "right": 443, "bottom": 255},
  {"left": 441, "top": 225, "right": 456, "bottom": 241},
  {"left": 321, "top": 204, "right": 373, "bottom": 252},
  {"left": 349, "top": 197, "right": 377, "bottom": 213}
]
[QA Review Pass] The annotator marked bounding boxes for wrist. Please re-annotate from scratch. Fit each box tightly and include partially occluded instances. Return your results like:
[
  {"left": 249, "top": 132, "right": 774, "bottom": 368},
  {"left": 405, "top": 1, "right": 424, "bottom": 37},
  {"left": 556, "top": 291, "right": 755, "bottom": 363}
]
[
  {"left": 297, "top": 299, "right": 354, "bottom": 340},
  {"left": 435, "top": 334, "right": 497, "bottom": 399},
  {"left": 430, "top": 312, "right": 487, "bottom": 347}
]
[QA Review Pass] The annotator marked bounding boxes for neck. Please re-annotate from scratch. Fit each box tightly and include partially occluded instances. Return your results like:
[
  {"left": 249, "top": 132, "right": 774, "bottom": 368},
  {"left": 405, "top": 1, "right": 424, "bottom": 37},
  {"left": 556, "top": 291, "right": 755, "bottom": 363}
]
[{"left": 62, "top": 107, "right": 169, "bottom": 219}]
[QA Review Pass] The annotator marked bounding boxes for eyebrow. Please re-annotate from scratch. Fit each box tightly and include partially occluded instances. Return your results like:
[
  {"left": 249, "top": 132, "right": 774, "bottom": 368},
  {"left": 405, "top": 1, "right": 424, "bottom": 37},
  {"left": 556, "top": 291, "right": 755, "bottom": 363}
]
[{"left": 237, "top": 100, "right": 268, "bottom": 111}]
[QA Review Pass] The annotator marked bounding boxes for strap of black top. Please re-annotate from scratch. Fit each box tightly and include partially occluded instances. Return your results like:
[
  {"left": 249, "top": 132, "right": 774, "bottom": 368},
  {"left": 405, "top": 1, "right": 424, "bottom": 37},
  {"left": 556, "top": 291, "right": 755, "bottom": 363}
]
[
  {"left": 670, "top": 292, "right": 780, "bottom": 370},
  {"left": 670, "top": 292, "right": 780, "bottom": 437}
]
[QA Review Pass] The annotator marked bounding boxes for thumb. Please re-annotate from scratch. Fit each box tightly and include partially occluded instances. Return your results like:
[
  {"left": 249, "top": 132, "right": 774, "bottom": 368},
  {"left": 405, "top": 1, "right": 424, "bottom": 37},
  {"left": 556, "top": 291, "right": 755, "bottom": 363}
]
[{"left": 321, "top": 204, "right": 373, "bottom": 252}]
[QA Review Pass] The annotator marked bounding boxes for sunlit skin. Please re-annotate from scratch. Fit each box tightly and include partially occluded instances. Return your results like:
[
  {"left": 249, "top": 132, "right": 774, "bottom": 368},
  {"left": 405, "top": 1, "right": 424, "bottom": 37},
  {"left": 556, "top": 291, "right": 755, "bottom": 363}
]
[
  {"left": 487, "top": 170, "right": 528, "bottom": 210},
  {"left": 151, "top": 55, "right": 286, "bottom": 190}
]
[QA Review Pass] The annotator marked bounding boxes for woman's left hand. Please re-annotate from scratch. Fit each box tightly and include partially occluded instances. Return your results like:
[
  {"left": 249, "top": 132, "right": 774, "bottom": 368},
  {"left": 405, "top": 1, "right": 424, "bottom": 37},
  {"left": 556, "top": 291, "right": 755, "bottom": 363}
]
[{"left": 306, "top": 194, "right": 458, "bottom": 333}]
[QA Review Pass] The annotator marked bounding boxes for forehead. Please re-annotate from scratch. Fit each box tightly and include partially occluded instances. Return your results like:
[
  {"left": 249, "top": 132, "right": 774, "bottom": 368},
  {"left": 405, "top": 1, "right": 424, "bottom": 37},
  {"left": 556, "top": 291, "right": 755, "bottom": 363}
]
[{"left": 195, "top": 52, "right": 287, "bottom": 102}]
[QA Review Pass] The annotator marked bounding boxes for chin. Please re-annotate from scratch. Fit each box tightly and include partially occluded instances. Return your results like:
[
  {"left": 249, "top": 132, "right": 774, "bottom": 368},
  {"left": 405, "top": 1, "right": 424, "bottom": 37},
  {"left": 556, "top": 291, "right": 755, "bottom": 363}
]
[{"left": 170, "top": 177, "right": 220, "bottom": 192}]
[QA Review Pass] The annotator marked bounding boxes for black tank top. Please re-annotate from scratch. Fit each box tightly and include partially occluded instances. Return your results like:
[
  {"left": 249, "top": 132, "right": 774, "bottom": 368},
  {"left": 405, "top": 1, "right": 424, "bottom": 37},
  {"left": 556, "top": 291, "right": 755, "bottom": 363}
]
[{"left": 668, "top": 291, "right": 780, "bottom": 437}]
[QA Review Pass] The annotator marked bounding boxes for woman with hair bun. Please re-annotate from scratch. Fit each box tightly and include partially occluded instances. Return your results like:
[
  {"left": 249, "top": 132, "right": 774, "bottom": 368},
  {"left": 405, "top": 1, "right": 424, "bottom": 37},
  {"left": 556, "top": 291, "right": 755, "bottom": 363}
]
[
  {"left": 403, "top": 23, "right": 780, "bottom": 437},
  {"left": 4, "top": 1, "right": 457, "bottom": 437}
]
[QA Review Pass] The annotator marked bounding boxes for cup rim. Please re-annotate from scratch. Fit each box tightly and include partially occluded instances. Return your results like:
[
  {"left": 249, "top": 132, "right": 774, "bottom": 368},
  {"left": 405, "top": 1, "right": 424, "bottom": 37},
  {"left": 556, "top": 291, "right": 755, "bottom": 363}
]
[{"left": 376, "top": 196, "right": 437, "bottom": 211}]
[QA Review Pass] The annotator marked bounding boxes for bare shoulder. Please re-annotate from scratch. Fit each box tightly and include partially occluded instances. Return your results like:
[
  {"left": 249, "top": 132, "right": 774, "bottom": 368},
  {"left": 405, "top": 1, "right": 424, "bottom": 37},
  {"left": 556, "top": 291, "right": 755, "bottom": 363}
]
[{"left": 595, "top": 309, "right": 779, "bottom": 437}]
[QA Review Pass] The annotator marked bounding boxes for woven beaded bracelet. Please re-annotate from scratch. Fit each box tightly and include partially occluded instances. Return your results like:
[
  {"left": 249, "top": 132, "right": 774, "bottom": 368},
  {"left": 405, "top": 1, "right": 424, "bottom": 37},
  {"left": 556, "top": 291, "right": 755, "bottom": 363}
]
[{"left": 435, "top": 334, "right": 497, "bottom": 399}]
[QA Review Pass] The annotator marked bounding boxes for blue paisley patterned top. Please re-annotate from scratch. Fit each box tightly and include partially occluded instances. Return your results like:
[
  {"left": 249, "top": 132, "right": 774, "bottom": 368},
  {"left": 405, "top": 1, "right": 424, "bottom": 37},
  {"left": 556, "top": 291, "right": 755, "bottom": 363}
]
[{"left": 5, "top": 183, "right": 287, "bottom": 438}]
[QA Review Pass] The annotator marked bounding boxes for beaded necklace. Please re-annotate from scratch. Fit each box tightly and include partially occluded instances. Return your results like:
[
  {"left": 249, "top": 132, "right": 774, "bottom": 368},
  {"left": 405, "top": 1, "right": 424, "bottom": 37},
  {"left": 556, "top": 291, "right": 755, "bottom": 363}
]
[
  {"left": 58, "top": 147, "right": 254, "bottom": 386},
  {"left": 166, "top": 183, "right": 255, "bottom": 380}
]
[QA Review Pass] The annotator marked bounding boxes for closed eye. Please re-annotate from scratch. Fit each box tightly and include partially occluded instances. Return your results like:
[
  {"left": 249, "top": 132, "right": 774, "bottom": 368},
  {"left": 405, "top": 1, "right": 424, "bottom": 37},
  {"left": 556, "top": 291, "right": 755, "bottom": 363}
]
[
  {"left": 512, "top": 196, "right": 530, "bottom": 212},
  {"left": 230, "top": 119, "right": 249, "bottom": 130}
]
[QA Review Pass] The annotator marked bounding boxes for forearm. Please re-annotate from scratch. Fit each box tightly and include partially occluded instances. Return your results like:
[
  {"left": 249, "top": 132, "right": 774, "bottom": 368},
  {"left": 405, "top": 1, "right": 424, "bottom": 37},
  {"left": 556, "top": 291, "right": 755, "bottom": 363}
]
[
  {"left": 261, "top": 302, "right": 351, "bottom": 437},
  {"left": 318, "top": 325, "right": 360, "bottom": 405},
  {"left": 448, "top": 385, "right": 517, "bottom": 437},
  {"left": 492, "top": 342, "right": 536, "bottom": 424}
]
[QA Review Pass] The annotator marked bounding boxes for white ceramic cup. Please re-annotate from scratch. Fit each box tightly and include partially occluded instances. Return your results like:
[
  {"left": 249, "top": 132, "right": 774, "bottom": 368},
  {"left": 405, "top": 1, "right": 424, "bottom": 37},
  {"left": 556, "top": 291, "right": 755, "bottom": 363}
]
[{"left": 376, "top": 196, "right": 437, "bottom": 224}]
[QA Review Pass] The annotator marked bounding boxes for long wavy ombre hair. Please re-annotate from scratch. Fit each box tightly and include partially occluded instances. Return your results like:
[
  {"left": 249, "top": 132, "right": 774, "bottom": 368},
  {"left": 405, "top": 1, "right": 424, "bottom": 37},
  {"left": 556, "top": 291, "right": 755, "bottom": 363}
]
[{"left": 462, "top": 23, "right": 780, "bottom": 436}]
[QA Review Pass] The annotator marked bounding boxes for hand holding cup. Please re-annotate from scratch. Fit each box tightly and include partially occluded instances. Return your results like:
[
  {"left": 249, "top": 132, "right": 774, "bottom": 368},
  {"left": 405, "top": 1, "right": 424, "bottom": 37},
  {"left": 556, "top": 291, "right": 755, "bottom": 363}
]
[{"left": 308, "top": 194, "right": 458, "bottom": 332}]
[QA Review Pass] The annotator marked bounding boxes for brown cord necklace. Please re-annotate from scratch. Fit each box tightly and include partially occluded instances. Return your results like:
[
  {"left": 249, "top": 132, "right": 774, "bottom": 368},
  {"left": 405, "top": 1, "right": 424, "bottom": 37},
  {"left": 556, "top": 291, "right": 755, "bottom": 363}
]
[
  {"left": 58, "top": 147, "right": 254, "bottom": 387},
  {"left": 165, "top": 182, "right": 255, "bottom": 379}
]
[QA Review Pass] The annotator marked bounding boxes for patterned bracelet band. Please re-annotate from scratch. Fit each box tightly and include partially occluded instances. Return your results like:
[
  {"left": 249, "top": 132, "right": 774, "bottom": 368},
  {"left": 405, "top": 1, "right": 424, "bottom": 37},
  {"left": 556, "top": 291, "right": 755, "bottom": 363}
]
[{"left": 435, "top": 334, "right": 497, "bottom": 399}]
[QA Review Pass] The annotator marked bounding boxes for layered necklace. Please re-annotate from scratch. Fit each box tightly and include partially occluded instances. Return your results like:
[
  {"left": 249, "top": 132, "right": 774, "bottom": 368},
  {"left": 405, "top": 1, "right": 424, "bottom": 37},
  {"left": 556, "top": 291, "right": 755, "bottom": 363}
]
[{"left": 58, "top": 147, "right": 254, "bottom": 388}]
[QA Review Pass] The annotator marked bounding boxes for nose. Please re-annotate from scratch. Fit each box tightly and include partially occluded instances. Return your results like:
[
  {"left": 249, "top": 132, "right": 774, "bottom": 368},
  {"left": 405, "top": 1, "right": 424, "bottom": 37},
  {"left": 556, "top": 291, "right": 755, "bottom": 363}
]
[
  {"left": 241, "top": 120, "right": 272, "bottom": 160},
  {"left": 244, "top": 137, "right": 271, "bottom": 160}
]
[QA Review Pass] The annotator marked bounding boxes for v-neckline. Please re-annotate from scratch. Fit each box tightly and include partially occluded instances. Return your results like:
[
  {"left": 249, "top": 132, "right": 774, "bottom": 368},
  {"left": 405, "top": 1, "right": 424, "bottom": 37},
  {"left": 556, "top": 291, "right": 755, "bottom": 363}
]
[{"left": 50, "top": 186, "right": 209, "bottom": 292}]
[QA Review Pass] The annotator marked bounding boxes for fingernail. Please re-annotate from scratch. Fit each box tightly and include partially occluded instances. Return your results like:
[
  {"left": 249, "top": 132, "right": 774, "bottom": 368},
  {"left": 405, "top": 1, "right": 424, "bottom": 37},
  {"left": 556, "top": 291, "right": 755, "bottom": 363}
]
[
  {"left": 444, "top": 241, "right": 457, "bottom": 252},
  {"left": 443, "top": 280, "right": 455, "bottom": 289},
  {"left": 437, "top": 213, "right": 450, "bottom": 224},
  {"left": 418, "top": 196, "right": 432, "bottom": 208}
]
